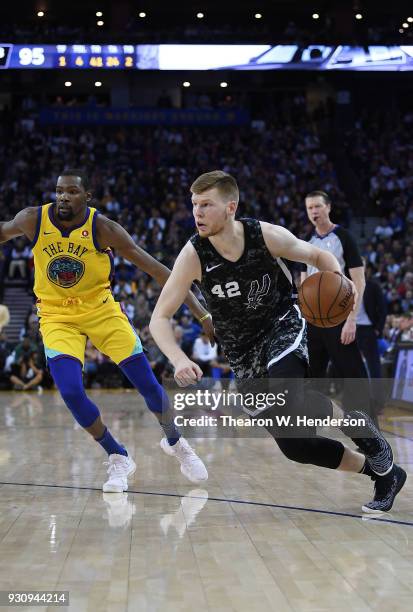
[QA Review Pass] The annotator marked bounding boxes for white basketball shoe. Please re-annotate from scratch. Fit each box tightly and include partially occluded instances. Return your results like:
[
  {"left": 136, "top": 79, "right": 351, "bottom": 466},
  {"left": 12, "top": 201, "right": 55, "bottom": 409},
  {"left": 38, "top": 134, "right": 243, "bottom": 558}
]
[
  {"left": 103, "top": 453, "right": 136, "bottom": 493},
  {"left": 160, "top": 437, "right": 208, "bottom": 483}
]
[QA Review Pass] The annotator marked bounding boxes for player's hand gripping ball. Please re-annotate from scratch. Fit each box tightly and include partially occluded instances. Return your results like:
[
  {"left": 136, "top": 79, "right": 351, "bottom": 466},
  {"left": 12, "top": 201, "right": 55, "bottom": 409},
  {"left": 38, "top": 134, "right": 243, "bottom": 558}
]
[{"left": 298, "top": 271, "right": 355, "bottom": 328}]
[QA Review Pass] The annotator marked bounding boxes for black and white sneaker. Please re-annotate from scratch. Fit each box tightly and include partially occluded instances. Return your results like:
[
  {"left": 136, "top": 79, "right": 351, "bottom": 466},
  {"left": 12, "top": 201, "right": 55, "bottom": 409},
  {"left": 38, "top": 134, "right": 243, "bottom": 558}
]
[
  {"left": 343, "top": 410, "right": 393, "bottom": 476},
  {"left": 362, "top": 465, "right": 407, "bottom": 513}
]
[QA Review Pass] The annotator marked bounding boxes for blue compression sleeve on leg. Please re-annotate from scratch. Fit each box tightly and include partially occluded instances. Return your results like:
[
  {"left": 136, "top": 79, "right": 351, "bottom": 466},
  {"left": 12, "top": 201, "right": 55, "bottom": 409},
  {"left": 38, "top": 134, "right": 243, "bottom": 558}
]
[
  {"left": 48, "top": 357, "right": 127, "bottom": 455},
  {"left": 48, "top": 357, "right": 100, "bottom": 427},
  {"left": 120, "top": 354, "right": 180, "bottom": 445}
]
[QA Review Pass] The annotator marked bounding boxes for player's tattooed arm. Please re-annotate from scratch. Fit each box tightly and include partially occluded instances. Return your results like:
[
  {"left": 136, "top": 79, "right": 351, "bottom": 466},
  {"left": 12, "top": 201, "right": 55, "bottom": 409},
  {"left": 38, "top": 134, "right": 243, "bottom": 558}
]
[
  {"left": 96, "top": 216, "right": 214, "bottom": 343},
  {"left": 150, "top": 242, "right": 205, "bottom": 385},
  {"left": 0, "top": 207, "right": 38, "bottom": 244}
]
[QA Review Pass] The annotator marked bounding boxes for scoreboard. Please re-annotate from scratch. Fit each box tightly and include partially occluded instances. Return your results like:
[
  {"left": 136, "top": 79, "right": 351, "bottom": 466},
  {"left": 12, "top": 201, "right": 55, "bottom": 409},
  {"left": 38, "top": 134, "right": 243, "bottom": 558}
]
[
  {"left": 1, "top": 43, "right": 413, "bottom": 71},
  {"left": 0, "top": 44, "right": 136, "bottom": 69}
]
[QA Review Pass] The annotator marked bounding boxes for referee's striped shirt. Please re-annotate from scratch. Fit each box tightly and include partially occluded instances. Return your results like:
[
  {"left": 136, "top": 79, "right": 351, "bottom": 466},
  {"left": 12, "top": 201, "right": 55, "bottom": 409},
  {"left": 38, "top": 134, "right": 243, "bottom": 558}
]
[{"left": 305, "top": 225, "right": 363, "bottom": 277}]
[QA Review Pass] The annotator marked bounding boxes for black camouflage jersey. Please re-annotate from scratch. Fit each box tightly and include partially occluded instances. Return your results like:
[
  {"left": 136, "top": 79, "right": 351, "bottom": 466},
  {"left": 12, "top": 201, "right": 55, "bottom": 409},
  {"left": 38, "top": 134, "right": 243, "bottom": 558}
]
[{"left": 190, "top": 218, "right": 308, "bottom": 378}]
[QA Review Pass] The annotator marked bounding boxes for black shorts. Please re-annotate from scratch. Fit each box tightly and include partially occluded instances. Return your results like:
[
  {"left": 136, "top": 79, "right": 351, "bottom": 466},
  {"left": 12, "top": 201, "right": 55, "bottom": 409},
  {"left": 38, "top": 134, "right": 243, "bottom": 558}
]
[{"left": 223, "top": 305, "right": 308, "bottom": 379}]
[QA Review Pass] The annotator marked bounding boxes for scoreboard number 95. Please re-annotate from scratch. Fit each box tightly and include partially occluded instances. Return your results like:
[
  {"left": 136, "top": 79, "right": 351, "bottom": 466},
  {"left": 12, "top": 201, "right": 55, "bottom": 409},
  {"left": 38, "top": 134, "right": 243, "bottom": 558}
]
[{"left": 19, "top": 47, "right": 45, "bottom": 66}]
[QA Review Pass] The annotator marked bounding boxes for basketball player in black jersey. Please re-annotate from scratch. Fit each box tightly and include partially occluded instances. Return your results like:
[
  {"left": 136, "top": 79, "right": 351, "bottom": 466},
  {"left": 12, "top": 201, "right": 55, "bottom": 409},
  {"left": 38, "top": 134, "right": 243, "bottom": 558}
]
[{"left": 150, "top": 171, "right": 406, "bottom": 513}]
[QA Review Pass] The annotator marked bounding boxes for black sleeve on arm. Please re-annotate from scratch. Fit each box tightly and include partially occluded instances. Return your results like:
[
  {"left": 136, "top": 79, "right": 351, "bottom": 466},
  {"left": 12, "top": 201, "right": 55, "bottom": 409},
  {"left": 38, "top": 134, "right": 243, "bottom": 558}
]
[{"left": 336, "top": 227, "right": 363, "bottom": 269}]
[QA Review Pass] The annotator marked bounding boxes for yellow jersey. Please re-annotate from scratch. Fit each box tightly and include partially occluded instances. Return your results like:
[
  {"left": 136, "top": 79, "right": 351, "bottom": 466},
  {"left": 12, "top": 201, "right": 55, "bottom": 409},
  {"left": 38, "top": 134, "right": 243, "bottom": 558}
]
[{"left": 32, "top": 203, "right": 113, "bottom": 308}]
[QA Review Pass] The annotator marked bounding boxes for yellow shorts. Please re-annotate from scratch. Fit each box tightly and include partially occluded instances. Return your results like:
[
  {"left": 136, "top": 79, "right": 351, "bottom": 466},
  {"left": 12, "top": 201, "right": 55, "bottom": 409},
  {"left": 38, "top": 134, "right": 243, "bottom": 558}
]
[{"left": 39, "top": 293, "right": 142, "bottom": 366}]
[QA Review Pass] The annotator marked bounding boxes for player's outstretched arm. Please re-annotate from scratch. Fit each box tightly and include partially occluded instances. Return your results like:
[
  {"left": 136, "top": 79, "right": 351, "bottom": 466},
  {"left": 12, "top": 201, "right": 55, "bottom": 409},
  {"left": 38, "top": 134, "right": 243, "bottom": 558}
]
[
  {"left": 150, "top": 243, "right": 204, "bottom": 387},
  {"left": 260, "top": 221, "right": 358, "bottom": 310},
  {"left": 96, "top": 216, "right": 214, "bottom": 343},
  {"left": 260, "top": 222, "right": 341, "bottom": 272},
  {"left": 0, "top": 208, "right": 38, "bottom": 244}
]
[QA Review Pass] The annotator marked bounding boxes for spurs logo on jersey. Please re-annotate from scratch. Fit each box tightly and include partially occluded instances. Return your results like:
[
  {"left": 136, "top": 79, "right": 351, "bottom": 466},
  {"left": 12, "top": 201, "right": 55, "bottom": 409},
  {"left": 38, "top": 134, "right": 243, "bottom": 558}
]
[
  {"left": 246, "top": 274, "right": 271, "bottom": 309},
  {"left": 191, "top": 218, "right": 301, "bottom": 352}
]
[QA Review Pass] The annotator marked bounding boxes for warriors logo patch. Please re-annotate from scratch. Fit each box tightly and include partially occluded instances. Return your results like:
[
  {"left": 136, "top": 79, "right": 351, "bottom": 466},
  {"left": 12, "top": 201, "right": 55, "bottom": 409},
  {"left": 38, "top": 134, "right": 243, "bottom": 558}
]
[{"left": 47, "top": 256, "right": 85, "bottom": 288}]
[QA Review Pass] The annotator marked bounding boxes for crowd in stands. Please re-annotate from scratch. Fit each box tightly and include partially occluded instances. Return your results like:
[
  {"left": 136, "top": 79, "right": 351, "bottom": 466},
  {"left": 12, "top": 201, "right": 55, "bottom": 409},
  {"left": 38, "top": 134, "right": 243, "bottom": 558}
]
[
  {"left": 0, "top": 97, "right": 412, "bottom": 390},
  {"left": 346, "top": 111, "right": 413, "bottom": 327}
]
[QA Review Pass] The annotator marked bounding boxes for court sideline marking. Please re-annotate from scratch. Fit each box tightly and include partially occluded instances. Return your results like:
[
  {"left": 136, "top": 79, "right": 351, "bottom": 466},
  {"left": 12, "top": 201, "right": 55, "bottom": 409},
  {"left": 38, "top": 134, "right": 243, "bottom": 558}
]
[{"left": 0, "top": 480, "right": 412, "bottom": 528}]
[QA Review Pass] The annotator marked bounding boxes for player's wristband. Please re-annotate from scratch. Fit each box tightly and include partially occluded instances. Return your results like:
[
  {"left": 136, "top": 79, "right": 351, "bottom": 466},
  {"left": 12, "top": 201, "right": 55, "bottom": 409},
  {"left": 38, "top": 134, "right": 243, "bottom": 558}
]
[{"left": 199, "top": 313, "right": 211, "bottom": 323}]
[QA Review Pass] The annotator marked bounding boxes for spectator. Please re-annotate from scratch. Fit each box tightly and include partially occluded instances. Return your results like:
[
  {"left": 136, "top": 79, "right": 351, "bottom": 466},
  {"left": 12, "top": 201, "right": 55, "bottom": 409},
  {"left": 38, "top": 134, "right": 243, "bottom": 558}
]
[
  {"left": 389, "top": 211, "right": 404, "bottom": 237},
  {"left": 374, "top": 218, "right": 394, "bottom": 240},
  {"left": 180, "top": 315, "right": 201, "bottom": 355},
  {"left": 9, "top": 349, "right": 43, "bottom": 391},
  {"left": 122, "top": 296, "right": 135, "bottom": 321},
  {"left": 19, "top": 304, "right": 41, "bottom": 341},
  {"left": 84, "top": 340, "right": 105, "bottom": 388},
  {"left": 401, "top": 290, "right": 413, "bottom": 314},
  {"left": 211, "top": 350, "right": 234, "bottom": 390},
  {"left": 133, "top": 293, "right": 152, "bottom": 329},
  {"left": 113, "top": 278, "right": 133, "bottom": 300},
  {"left": 8, "top": 238, "right": 31, "bottom": 279},
  {"left": 191, "top": 332, "right": 218, "bottom": 377},
  {"left": 14, "top": 336, "right": 38, "bottom": 362}
]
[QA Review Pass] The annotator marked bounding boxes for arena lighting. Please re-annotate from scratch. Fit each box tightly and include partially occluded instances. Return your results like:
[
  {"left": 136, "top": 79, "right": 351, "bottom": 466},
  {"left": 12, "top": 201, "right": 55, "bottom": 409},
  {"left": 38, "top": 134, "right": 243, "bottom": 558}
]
[
  {"left": 220, "top": 81, "right": 228, "bottom": 87},
  {"left": 139, "top": 12, "right": 146, "bottom": 18},
  {"left": 399, "top": 28, "right": 404, "bottom": 33},
  {"left": 408, "top": 17, "right": 413, "bottom": 22},
  {"left": 312, "top": 13, "right": 320, "bottom": 20},
  {"left": 197, "top": 12, "right": 204, "bottom": 19},
  {"left": 37, "top": 11, "right": 44, "bottom": 17},
  {"left": 96, "top": 12, "right": 103, "bottom": 17},
  {"left": 95, "top": 81, "right": 102, "bottom": 86},
  {"left": 64, "top": 81, "right": 72, "bottom": 87},
  {"left": 402, "top": 22, "right": 409, "bottom": 28},
  {"left": 97, "top": 20, "right": 104, "bottom": 26},
  {"left": 254, "top": 13, "right": 262, "bottom": 19},
  {"left": 355, "top": 13, "right": 363, "bottom": 20},
  {"left": 182, "top": 81, "right": 191, "bottom": 87}
]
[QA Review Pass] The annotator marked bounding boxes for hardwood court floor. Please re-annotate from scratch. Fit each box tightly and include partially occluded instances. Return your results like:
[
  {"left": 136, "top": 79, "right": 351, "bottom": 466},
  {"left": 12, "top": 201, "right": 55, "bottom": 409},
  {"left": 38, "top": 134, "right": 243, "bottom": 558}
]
[{"left": 0, "top": 390, "right": 412, "bottom": 612}]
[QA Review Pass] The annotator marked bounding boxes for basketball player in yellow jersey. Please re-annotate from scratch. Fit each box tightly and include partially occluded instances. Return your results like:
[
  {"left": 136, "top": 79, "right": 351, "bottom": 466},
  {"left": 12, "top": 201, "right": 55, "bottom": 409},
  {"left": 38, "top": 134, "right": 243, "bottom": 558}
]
[{"left": 0, "top": 169, "right": 210, "bottom": 492}]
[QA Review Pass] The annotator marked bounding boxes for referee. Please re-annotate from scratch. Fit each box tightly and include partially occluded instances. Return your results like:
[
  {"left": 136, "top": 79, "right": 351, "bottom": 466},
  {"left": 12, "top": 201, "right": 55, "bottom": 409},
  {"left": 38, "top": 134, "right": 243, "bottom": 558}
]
[{"left": 301, "top": 191, "right": 372, "bottom": 415}]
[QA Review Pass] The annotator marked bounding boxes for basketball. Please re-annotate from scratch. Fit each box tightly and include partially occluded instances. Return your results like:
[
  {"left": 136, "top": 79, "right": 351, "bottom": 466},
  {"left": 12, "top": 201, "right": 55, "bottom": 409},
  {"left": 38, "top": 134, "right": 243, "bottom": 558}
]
[{"left": 298, "top": 271, "right": 354, "bottom": 328}]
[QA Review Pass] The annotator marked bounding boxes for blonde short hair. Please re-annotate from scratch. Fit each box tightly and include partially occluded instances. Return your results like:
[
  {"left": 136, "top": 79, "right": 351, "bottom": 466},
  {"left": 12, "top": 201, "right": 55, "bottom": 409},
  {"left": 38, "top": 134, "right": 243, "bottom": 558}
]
[{"left": 190, "top": 170, "right": 239, "bottom": 203}]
